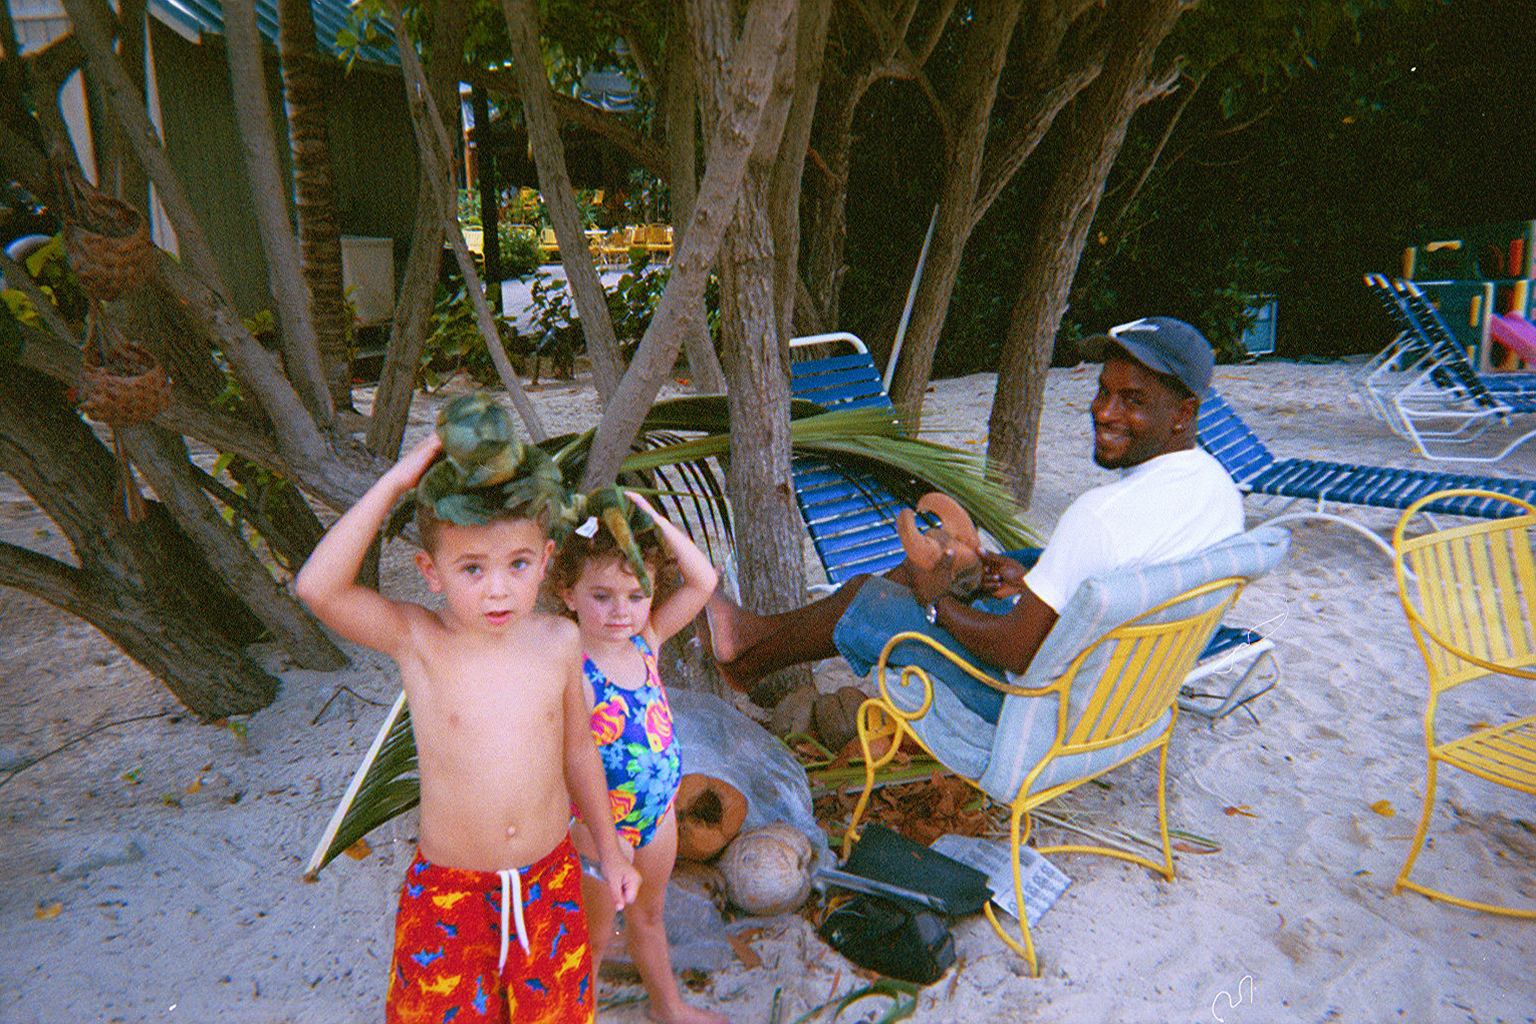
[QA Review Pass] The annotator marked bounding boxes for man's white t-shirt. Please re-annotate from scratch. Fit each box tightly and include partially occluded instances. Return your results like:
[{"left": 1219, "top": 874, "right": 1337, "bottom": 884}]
[{"left": 1023, "top": 447, "right": 1244, "bottom": 613}]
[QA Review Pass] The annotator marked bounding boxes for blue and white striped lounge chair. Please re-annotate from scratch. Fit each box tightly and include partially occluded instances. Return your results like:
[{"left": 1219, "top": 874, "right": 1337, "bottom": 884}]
[
  {"left": 1198, "top": 388, "right": 1536, "bottom": 559},
  {"left": 1358, "top": 274, "right": 1536, "bottom": 462},
  {"left": 789, "top": 333, "right": 924, "bottom": 585}
]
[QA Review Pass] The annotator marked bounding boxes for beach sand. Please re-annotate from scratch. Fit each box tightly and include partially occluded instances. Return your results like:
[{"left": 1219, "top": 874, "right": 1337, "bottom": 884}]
[{"left": 2, "top": 360, "right": 1533, "bottom": 1023}]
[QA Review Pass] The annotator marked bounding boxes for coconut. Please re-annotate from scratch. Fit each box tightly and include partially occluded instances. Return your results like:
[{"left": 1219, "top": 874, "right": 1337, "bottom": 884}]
[
  {"left": 720, "top": 824, "right": 814, "bottom": 916},
  {"left": 674, "top": 773, "right": 748, "bottom": 862},
  {"left": 812, "top": 685, "right": 869, "bottom": 753}
]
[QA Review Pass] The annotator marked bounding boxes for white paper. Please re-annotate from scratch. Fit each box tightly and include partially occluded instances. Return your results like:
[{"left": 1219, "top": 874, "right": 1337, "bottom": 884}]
[{"left": 929, "top": 835, "right": 1071, "bottom": 928}]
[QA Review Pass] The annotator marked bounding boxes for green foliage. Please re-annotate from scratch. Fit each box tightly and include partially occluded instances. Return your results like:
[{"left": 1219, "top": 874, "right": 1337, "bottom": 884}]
[
  {"left": 419, "top": 285, "right": 524, "bottom": 389},
  {"left": 497, "top": 223, "right": 543, "bottom": 278}
]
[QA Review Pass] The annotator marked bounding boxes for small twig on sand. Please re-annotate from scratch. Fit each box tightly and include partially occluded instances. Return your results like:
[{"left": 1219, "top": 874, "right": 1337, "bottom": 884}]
[
  {"left": 0, "top": 711, "right": 172, "bottom": 789},
  {"left": 311, "top": 685, "right": 387, "bottom": 726}
]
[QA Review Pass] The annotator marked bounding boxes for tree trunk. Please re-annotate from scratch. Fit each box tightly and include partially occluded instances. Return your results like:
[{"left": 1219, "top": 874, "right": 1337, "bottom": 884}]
[
  {"left": 368, "top": 179, "right": 441, "bottom": 459},
  {"left": 118, "top": 421, "right": 346, "bottom": 671},
  {"left": 367, "top": 0, "right": 471, "bottom": 458},
  {"left": 473, "top": 85, "right": 502, "bottom": 313},
  {"left": 801, "top": 65, "right": 874, "bottom": 330},
  {"left": 702, "top": 0, "right": 830, "bottom": 707},
  {"left": 502, "top": 0, "right": 626, "bottom": 406},
  {"left": 277, "top": 0, "right": 352, "bottom": 410},
  {"left": 664, "top": 0, "right": 727, "bottom": 395},
  {"left": 0, "top": 369, "right": 281, "bottom": 718},
  {"left": 225, "top": 0, "right": 332, "bottom": 424},
  {"left": 989, "top": 0, "right": 1189, "bottom": 508},
  {"left": 579, "top": 0, "right": 795, "bottom": 489},
  {"left": 887, "top": 0, "right": 1023, "bottom": 423}
]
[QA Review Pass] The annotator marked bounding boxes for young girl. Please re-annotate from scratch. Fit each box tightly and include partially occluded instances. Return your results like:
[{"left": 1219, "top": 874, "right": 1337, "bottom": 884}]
[{"left": 550, "top": 491, "right": 729, "bottom": 1024}]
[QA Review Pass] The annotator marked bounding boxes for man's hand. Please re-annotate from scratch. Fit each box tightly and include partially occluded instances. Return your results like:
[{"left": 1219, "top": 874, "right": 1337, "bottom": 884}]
[
  {"left": 906, "top": 551, "right": 956, "bottom": 606},
  {"left": 601, "top": 853, "right": 642, "bottom": 910},
  {"left": 978, "top": 550, "right": 1028, "bottom": 599}
]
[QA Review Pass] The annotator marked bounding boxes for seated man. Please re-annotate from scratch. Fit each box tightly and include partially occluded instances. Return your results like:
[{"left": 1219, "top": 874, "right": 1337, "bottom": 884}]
[{"left": 706, "top": 317, "right": 1244, "bottom": 722}]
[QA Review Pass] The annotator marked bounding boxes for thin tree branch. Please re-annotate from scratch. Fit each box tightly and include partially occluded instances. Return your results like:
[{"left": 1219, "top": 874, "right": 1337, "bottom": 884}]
[
  {"left": 387, "top": 4, "right": 548, "bottom": 441},
  {"left": 0, "top": 710, "right": 172, "bottom": 790},
  {"left": 222, "top": 0, "right": 332, "bottom": 425}
]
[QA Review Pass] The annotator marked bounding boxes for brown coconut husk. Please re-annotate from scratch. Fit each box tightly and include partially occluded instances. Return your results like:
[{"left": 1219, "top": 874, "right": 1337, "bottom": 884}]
[{"left": 674, "top": 773, "right": 748, "bottom": 862}]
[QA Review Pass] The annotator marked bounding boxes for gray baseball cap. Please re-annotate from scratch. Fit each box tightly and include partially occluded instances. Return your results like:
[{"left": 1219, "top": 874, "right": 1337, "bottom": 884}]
[{"left": 1081, "top": 317, "right": 1214, "bottom": 397}]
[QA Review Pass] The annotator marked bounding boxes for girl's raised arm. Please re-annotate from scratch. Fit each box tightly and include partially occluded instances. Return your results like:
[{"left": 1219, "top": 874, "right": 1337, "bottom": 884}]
[{"left": 626, "top": 491, "right": 718, "bottom": 644}]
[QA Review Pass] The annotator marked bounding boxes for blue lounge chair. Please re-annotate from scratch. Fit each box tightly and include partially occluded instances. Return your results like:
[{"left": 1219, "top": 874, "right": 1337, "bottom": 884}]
[
  {"left": 789, "top": 333, "right": 923, "bottom": 584},
  {"left": 1358, "top": 275, "right": 1536, "bottom": 462},
  {"left": 1197, "top": 388, "right": 1536, "bottom": 559}
]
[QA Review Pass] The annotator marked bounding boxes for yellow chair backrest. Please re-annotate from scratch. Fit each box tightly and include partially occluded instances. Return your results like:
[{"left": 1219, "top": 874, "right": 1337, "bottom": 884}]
[
  {"left": 1062, "top": 597, "right": 1231, "bottom": 750},
  {"left": 1394, "top": 491, "right": 1536, "bottom": 694}
]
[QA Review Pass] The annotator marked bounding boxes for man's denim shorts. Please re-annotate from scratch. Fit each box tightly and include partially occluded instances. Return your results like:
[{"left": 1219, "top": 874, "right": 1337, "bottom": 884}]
[{"left": 831, "top": 576, "right": 1019, "bottom": 724}]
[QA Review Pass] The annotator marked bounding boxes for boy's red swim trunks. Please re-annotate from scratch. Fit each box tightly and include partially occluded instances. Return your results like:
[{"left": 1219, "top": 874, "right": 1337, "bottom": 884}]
[{"left": 386, "top": 835, "right": 592, "bottom": 1024}]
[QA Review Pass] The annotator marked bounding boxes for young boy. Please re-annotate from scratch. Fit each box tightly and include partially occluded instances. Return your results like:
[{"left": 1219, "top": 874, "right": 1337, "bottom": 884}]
[{"left": 295, "top": 431, "right": 640, "bottom": 1024}]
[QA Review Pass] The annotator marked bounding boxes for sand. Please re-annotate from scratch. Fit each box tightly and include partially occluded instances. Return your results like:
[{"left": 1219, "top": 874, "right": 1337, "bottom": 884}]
[{"left": 2, "top": 359, "right": 1534, "bottom": 1024}]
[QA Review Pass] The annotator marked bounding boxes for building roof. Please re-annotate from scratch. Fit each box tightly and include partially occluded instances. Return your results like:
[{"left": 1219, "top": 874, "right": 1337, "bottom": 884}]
[{"left": 151, "top": 0, "right": 399, "bottom": 67}]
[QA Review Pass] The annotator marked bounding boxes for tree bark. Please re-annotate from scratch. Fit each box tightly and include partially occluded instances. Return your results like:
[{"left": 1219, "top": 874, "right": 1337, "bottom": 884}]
[
  {"left": 578, "top": 0, "right": 795, "bottom": 489},
  {"left": 989, "top": 0, "right": 1190, "bottom": 509},
  {"left": 224, "top": 0, "right": 332, "bottom": 424},
  {"left": 700, "top": 0, "right": 830, "bottom": 707},
  {"left": 664, "top": 0, "right": 727, "bottom": 395},
  {"left": 367, "top": 179, "right": 442, "bottom": 459},
  {"left": 502, "top": 0, "right": 626, "bottom": 406},
  {"left": 277, "top": 0, "right": 351, "bottom": 410},
  {"left": 118, "top": 422, "right": 346, "bottom": 671},
  {"left": 390, "top": 5, "right": 548, "bottom": 442},
  {"left": 0, "top": 369, "right": 281, "bottom": 718},
  {"left": 472, "top": 85, "right": 502, "bottom": 312},
  {"left": 886, "top": 0, "right": 1022, "bottom": 421}
]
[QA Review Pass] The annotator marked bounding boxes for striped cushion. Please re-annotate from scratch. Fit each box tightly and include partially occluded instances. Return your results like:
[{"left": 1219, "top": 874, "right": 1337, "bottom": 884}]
[{"left": 880, "top": 527, "right": 1290, "bottom": 804}]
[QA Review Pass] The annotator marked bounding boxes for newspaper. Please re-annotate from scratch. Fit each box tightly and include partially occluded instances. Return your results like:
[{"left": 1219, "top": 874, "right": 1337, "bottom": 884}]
[{"left": 929, "top": 835, "right": 1071, "bottom": 928}]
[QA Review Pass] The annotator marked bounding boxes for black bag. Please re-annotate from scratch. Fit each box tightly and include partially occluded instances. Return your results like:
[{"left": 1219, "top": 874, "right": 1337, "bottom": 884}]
[{"left": 817, "top": 893, "right": 956, "bottom": 985}]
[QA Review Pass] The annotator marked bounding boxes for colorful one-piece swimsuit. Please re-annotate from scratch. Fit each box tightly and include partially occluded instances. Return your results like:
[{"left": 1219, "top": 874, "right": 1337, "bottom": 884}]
[{"left": 585, "top": 634, "right": 682, "bottom": 849}]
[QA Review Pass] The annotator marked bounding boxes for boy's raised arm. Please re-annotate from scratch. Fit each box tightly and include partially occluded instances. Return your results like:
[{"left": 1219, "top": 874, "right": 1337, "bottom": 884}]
[
  {"left": 625, "top": 491, "right": 718, "bottom": 644},
  {"left": 294, "top": 434, "right": 442, "bottom": 656},
  {"left": 560, "top": 642, "right": 641, "bottom": 910}
]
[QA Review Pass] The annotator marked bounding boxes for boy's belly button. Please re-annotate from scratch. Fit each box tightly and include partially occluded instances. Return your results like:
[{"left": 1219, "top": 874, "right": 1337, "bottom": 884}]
[{"left": 505, "top": 824, "right": 517, "bottom": 837}]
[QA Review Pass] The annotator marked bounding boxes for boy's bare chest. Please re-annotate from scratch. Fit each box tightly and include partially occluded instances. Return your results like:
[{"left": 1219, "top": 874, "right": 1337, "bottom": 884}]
[{"left": 406, "top": 644, "right": 564, "bottom": 752}]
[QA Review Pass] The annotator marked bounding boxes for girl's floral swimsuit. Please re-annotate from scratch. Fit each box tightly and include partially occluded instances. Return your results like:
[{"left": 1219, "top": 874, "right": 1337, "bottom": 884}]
[{"left": 584, "top": 634, "right": 681, "bottom": 849}]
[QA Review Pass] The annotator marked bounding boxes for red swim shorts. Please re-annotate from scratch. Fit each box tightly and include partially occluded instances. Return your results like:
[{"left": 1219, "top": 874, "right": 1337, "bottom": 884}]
[{"left": 385, "top": 834, "right": 592, "bottom": 1024}]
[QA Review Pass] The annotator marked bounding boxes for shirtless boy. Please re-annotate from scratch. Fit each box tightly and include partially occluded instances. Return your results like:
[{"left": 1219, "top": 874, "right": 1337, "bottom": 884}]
[{"left": 295, "top": 431, "right": 640, "bottom": 1024}]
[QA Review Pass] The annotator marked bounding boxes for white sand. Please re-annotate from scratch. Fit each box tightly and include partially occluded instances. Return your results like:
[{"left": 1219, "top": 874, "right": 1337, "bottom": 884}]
[{"left": 2, "top": 361, "right": 1533, "bottom": 1024}]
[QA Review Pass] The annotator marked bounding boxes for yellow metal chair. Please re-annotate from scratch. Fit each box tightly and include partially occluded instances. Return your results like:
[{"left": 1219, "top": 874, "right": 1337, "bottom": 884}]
[
  {"left": 537, "top": 227, "right": 559, "bottom": 261},
  {"left": 642, "top": 223, "right": 673, "bottom": 262},
  {"left": 1391, "top": 488, "right": 1536, "bottom": 917},
  {"left": 600, "top": 226, "right": 635, "bottom": 267},
  {"left": 844, "top": 575, "right": 1248, "bottom": 976}
]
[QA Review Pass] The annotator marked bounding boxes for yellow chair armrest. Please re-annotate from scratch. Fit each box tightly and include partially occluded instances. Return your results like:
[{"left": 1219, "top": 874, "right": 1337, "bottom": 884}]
[{"left": 875, "top": 631, "right": 1061, "bottom": 709}]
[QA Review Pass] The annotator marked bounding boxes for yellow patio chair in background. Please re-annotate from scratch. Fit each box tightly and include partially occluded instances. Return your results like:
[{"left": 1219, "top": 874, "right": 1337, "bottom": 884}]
[
  {"left": 600, "top": 226, "right": 635, "bottom": 267},
  {"left": 1391, "top": 488, "right": 1536, "bottom": 918},
  {"left": 839, "top": 526, "right": 1289, "bottom": 975},
  {"left": 642, "top": 223, "right": 673, "bottom": 262},
  {"left": 538, "top": 227, "right": 559, "bottom": 261}
]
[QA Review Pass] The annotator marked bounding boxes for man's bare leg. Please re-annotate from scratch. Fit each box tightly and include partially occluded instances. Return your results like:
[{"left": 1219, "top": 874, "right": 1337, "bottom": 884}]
[{"left": 703, "top": 577, "right": 869, "bottom": 691}]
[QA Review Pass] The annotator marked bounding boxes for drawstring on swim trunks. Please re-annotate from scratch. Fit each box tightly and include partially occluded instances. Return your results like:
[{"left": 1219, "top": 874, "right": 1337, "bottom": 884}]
[{"left": 495, "top": 867, "right": 531, "bottom": 970}]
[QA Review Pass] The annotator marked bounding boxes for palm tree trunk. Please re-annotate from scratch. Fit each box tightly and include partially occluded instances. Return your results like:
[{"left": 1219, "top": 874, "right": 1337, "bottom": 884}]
[{"left": 277, "top": 0, "right": 352, "bottom": 410}]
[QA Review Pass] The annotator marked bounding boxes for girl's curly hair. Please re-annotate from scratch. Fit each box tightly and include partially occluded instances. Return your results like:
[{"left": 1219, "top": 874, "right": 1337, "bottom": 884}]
[{"left": 545, "top": 522, "right": 679, "bottom": 619}]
